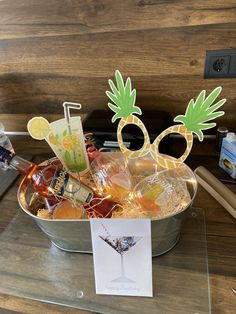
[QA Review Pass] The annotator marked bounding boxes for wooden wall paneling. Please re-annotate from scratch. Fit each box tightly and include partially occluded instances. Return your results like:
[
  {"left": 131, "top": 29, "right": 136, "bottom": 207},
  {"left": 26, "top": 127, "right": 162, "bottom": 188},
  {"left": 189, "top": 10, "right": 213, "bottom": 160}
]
[
  {"left": 0, "top": 114, "right": 87, "bottom": 132},
  {"left": 0, "top": 0, "right": 236, "bottom": 31},
  {"left": 0, "top": 0, "right": 236, "bottom": 131}
]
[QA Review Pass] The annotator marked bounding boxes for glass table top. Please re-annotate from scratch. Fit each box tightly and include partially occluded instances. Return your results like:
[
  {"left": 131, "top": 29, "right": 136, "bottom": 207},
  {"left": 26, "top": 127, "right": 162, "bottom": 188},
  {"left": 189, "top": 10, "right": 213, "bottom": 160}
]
[{"left": 0, "top": 207, "right": 210, "bottom": 314}]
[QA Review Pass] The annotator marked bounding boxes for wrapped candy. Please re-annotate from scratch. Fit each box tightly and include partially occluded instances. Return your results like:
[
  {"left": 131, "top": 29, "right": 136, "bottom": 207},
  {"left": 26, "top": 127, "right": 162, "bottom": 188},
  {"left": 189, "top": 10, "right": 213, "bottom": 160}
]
[{"left": 52, "top": 200, "right": 84, "bottom": 219}]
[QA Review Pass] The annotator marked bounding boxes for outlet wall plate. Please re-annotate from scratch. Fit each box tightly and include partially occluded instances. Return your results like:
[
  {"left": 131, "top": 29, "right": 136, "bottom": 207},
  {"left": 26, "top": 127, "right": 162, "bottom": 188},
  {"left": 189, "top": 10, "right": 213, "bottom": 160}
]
[{"left": 204, "top": 49, "right": 236, "bottom": 79}]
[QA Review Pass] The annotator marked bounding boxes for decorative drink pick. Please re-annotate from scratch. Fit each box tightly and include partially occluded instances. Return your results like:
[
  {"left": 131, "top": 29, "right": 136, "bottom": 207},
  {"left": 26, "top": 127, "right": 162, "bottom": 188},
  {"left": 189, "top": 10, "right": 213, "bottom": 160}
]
[
  {"left": 61, "top": 102, "right": 90, "bottom": 174},
  {"left": 0, "top": 146, "right": 93, "bottom": 205},
  {"left": 151, "top": 87, "right": 226, "bottom": 169},
  {"left": 106, "top": 71, "right": 150, "bottom": 159},
  {"left": 27, "top": 102, "right": 89, "bottom": 174},
  {"left": 106, "top": 70, "right": 226, "bottom": 169}
]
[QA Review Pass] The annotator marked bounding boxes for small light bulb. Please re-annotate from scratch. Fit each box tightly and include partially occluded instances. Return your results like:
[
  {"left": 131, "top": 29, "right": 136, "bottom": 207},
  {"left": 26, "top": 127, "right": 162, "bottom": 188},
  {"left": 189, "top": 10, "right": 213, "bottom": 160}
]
[
  {"left": 129, "top": 193, "right": 134, "bottom": 200},
  {"left": 47, "top": 186, "right": 53, "bottom": 193}
]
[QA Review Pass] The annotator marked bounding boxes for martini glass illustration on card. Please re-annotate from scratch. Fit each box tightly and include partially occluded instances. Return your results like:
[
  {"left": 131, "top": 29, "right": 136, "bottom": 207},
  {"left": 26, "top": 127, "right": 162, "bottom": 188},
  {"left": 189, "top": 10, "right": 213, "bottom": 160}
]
[{"left": 100, "top": 233, "right": 142, "bottom": 283}]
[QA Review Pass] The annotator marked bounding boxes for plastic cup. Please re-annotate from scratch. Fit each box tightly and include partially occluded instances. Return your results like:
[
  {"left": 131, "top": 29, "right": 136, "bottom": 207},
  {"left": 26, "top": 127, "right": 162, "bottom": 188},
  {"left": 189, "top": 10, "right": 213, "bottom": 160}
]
[
  {"left": 134, "top": 163, "right": 197, "bottom": 218},
  {"left": 45, "top": 117, "right": 89, "bottom": 175},
  {"left": 90, "top": 153, "right": 133, "bottom": 202}
]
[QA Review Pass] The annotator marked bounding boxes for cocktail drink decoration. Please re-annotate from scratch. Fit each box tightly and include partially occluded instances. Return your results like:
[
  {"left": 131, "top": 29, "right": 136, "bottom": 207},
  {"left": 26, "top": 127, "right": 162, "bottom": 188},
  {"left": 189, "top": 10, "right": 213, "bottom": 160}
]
[
  {"left": 61, "top": 102, "right": 89, "bottom": 173},
  {"left": 100, "top": 223, "right": 142, "bottom": 283},
  {"left": 106, "top": 70, "right": 226, "bottom": 169},
  {"left": 27, "top": 102, "right": 89, "bottom": 175}
]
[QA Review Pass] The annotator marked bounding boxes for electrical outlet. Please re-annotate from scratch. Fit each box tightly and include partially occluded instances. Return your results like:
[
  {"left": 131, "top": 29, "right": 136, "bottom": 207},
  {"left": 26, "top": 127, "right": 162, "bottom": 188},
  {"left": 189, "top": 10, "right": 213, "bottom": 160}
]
[{"left": 204, "top": 49, "right": 236, "bottom": 78}]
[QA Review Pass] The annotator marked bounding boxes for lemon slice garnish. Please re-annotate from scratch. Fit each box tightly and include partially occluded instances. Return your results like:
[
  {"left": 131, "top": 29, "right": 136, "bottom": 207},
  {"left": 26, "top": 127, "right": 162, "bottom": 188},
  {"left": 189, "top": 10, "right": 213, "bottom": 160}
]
[
  {"left": 27, "top": 117, "right": 50, "bottom": 140},
  {"left": 62, "top": 134, "right": 80, "bottom": 150}
]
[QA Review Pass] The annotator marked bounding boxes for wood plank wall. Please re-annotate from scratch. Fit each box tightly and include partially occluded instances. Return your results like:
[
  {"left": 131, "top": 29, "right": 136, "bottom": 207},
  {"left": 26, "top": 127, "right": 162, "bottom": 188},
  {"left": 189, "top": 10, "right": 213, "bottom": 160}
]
[{"left": 0, "top": 0, "right": 236, "bottom": 131}]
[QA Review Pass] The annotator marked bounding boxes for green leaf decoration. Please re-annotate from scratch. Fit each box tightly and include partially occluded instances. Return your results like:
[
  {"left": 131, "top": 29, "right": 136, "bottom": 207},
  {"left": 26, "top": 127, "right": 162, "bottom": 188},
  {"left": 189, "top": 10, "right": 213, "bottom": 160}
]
[
  {"left": 63, "top": 130, "right": 67, "bottom": 137},
  {"left": 64, "top": 150, "right": 71, "bottom": 165},
  {"left": 106, "top": 70, "right": 142, "bottom": 122},
  {"left": 174, "top": 86, "right": 226, "bottom": 141}
]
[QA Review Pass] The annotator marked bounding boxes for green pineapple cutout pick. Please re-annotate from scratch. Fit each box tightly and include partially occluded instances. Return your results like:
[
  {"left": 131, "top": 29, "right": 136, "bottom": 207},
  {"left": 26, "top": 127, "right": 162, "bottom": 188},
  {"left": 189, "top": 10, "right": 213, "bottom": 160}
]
[
  {"left": 106, "top": 70, "right": 150, "bottom": 160},
  {"left": 174, "top": 86, "right": 226, "bottom": 141},
  {"left": 106, "top": 70, "right": 227, "bottom": 169},
  {"left": 106, "top": 70, "right": 142, "bottom": 123}
]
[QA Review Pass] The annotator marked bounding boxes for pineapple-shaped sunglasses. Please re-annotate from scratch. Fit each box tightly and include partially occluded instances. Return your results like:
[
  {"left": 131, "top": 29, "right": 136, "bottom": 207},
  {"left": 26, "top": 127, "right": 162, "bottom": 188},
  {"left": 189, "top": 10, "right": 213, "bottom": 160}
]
[{"left": 106, "top": 70, "right": 226, "bottom": 169}]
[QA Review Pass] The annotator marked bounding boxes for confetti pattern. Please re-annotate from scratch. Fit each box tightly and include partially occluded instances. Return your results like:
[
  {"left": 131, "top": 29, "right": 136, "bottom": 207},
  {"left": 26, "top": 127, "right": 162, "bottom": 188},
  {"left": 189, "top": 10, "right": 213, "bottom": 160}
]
[{"left": 100, "top": 236, "right": 140, "bottom": 254}]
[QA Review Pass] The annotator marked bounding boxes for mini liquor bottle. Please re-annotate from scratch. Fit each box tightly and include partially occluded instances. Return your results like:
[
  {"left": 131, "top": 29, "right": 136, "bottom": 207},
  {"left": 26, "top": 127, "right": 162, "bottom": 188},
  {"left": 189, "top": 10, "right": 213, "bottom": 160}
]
[{"left": 0, "top": 146, "right": 93, "bottom": 204}]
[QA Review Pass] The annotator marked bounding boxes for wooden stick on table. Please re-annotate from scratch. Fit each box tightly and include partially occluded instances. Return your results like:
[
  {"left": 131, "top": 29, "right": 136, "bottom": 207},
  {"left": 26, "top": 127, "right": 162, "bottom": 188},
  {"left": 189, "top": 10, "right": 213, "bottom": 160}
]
[{"left": 195, "top": 166, "right": 236, "bottom": 219}]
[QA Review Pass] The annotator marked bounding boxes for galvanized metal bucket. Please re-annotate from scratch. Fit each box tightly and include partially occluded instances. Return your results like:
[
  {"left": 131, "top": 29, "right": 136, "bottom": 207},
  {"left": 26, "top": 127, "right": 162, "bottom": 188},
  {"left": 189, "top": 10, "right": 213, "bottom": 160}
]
[{"left": 18, "top": 153, "right": 197, "bottom": 257}]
